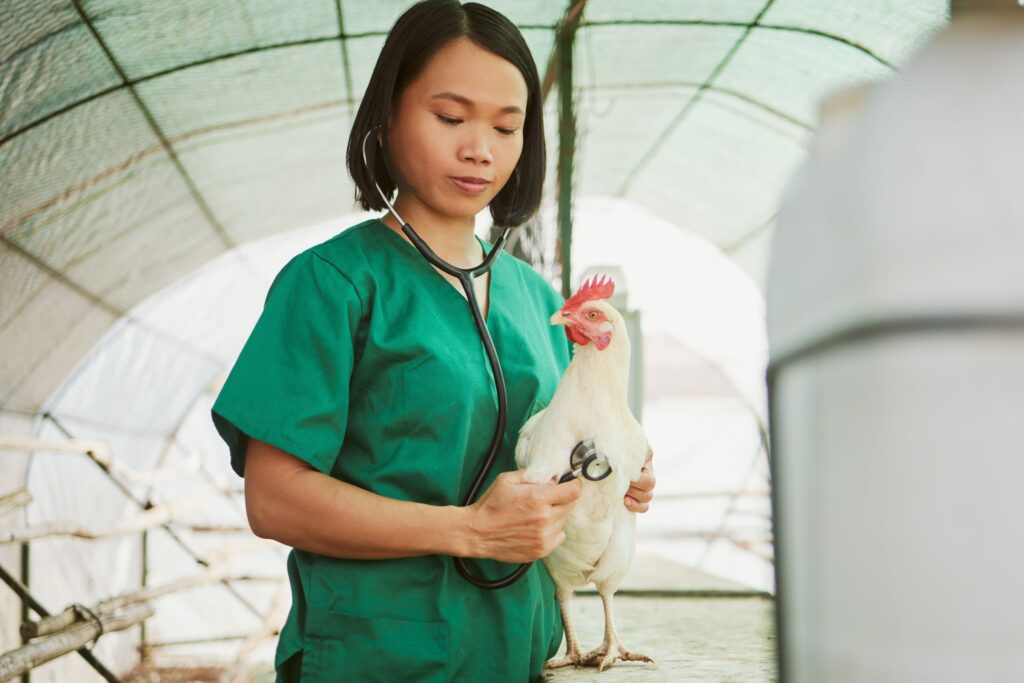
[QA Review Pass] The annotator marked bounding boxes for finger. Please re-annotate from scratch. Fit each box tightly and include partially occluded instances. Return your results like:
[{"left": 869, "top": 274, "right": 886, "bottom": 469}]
[
  {"left": 634, "top": 473, "right": 656, "bottom": 491},
  {"left": 546, "top": 477, "right": 583, "bottom": 505},
  {"left": 627, "top": 480, "right": 653, "bottom": 495},
  {"left": 504, "top": 469, "right": 530, "bottom": 484},
  {"left": 626, "top": 486, "right": 653, "bottom": 505},
  {"left": 624, "top": 496, "right": 650, "bottom": 513},
  {"left": 628, "top": 472, "right": 656, "bottom": 490}
]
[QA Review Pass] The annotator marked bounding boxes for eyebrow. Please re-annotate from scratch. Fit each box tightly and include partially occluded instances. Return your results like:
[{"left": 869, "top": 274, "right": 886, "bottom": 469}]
[{"left": 430, "top": 91, "right": 524, "bottom": 115}]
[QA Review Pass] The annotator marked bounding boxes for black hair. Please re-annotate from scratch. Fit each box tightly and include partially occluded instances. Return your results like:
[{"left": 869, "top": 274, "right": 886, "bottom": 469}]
[{"left": 345, "top": 0, "right": 545, "bottom": 228}]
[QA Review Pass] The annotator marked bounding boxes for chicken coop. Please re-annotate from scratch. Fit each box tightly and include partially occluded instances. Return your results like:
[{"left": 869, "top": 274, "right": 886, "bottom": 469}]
[{"left": 2, "top": 1, "right": 995, "bottom": 681}]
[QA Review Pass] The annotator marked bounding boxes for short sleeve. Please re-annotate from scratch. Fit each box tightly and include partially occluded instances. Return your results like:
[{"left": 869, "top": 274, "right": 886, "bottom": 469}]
[{"left": 211, "top": 250, "right": 364, "bottom": 477}]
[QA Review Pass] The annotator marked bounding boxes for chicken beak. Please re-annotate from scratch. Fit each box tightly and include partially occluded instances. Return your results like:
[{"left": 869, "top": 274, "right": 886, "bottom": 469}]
[{"left": 549, "top": 310, "right": 569, "bottom": 326}]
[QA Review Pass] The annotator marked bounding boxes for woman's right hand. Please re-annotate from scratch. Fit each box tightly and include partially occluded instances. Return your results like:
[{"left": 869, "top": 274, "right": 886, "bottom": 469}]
[{"left": 461, "top": 470, "right": 583, "bottom": 563}]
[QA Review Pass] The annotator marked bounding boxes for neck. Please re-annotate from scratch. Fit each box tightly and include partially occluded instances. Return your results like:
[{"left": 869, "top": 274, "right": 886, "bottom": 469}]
[
  {"left": 380, "top": 194, "right": 481, "bottom": 268},
  {"left": 564, "top": 330, "right": 631, "bottom": 406}
]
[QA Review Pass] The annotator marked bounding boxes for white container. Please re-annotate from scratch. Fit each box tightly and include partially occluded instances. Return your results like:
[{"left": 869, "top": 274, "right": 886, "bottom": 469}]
[{"left": 766, "top": 13, "right": 1024, "bottom": 683}]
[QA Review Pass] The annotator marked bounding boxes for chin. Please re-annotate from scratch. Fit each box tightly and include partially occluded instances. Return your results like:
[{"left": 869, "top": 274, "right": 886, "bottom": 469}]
[{"left": 428, "top": 197, "right": 481, "bottom": 221}]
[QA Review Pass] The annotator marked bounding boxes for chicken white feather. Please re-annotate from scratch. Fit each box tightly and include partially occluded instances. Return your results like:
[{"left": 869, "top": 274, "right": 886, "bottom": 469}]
[{"left": 514, "top": 275, "right": 653, "bottom": 671}]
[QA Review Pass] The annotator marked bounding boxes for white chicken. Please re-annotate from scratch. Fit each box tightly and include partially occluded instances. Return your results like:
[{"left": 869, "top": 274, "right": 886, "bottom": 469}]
[{"left": 514, "top": 274, "right": 654, "bottom": 671}]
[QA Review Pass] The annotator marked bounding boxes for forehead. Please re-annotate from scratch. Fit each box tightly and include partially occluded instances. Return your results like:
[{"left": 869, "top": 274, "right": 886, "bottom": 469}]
[{"left": 405, "top": 36, "right": 528, "bottom": 112}]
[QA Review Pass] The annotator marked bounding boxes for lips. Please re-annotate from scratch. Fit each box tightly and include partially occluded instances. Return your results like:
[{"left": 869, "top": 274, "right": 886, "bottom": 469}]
[{"left": 449, "top": 176, "right": 491, "bottom": 195}]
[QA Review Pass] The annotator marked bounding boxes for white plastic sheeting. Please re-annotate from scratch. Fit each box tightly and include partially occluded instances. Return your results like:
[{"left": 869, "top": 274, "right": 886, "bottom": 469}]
[{"left": 17, "top": 225, "right": 340, "bottom": 679}]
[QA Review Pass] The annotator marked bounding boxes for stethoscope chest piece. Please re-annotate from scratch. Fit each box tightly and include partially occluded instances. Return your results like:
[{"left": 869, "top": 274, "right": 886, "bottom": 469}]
[{"left": 562, "top": 439, "right": 613, "bottom": 483}]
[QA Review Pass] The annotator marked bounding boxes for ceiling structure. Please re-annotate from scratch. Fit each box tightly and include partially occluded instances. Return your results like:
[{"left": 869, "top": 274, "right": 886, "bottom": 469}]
[{"left": 1, "top": 0, "right": 948, "bottom": 414}]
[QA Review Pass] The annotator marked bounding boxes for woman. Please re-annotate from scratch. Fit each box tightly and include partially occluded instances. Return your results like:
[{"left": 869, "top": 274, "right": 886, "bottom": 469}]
[{"left": 211, "top": 2, "right": 655, "bottom": 681}]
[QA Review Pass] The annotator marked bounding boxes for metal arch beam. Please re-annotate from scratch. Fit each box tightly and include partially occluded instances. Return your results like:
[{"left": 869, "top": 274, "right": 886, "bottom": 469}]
[
  {"left": 0, "top": 26, "right": 554, "bottom": 150},
  {"left": 580, "top": 80, "right": 814, "bottom": 132},
  {"left": 41, "top": 412, "right": 267, "bottom": 623},
  {"left": 68, "top": 0, "right": 236, "bottom": 252},
  {"left": 0, "top": 238, "right": 229, "bottom": 410},
  {"left": 0, "top": 242, "right": 225, "bottom": 367},
  {"left": 612, "top": 0, "right": 780, "bottom": 198},
  {"left": 0, "top": 13, "right": 895, "bottom": 152},
  {"left": 334, "top": 1, "right": 357, "bottom": 118},
  {"left": 721, "top": 211, "right": 778, "bottom": 255},
  {"left": 0, "top": 3, "right": 907, "bottom": 286},
  {"left": 578, "top": 19, "right": 896, "bottom": 70}
]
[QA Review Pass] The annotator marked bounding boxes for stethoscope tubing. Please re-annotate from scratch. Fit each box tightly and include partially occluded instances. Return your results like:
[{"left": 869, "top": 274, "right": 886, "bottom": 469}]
[
  {"left": 362, "top": 126, "right": 530, "bottom": 588},
  {"left": 400, "top": 221, "right": 530, "bottom": 589}
]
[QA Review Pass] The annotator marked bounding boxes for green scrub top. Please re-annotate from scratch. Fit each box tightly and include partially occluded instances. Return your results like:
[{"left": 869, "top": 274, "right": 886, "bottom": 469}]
[{"left": 211, "top": 218, "right": 572, "bottom": 682}]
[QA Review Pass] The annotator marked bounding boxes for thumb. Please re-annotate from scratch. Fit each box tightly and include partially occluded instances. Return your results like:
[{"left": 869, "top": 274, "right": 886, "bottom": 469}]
[
  {"left": 548, "top": 476, "right": 583, "bottom": 504},
  {"left": 500, "top": 469, "right": 529, "bottom": 485}
]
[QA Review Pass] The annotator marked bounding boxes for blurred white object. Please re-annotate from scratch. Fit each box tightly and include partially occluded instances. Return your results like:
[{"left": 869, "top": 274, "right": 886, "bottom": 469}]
[{"left": 767, "top": 8, "right": 1024, "bottom": 683}]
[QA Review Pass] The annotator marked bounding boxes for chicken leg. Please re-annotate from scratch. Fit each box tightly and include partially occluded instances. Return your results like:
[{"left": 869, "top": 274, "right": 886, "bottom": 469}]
[
  {"left": 544, "top": 587, "right": 588, "bottom": 669},
  {"left": 582, "top": 589, "right": 654, "bottom": 671}
]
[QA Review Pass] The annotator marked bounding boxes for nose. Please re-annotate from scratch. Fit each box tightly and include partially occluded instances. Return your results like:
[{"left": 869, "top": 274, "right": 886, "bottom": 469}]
[{"left": 459, "top": 124, "right": 493, "bottom": 165}]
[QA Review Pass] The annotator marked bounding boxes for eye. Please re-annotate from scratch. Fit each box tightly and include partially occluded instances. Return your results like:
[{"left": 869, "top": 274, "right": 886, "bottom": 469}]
[
  {"left": 587, "top": 311, "right": 599, "bottom": 320},
  {"left": 495, "top": 127, "right": 517, "bottom": 136},
  {"left": 436, "top": 114, "right": 462, "bottom": 126}
]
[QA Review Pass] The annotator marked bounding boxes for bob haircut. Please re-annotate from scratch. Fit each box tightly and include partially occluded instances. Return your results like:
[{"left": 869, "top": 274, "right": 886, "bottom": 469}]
[{"left": 346, "top": 0, "right": 545, "bottom": 228}]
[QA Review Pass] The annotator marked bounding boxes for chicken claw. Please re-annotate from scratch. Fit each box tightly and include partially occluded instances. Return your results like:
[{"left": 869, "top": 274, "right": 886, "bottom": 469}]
[
  {"left": 545, "top": 588, "right": 588, "bottom": 669},
  {"left": 582, "top": 641, "right": 654, "bottom": 672},
  {"left": 544, "top": 647, "right": 589, "bottom": 669},
  {"left": 584, "top": 591, "right": 655, "bottom": 671}
]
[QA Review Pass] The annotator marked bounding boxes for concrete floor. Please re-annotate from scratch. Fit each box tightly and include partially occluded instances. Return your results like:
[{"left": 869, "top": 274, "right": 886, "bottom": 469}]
[
  {"left": 542, "top": 593, "right": 776, "bottom": 682},
  {"left": 178, "top": 553, "right": 777, "bottom": 682},
  {"left": 543, "top": 552, "right": 777, "bottom": 682},
  {"left": 237, "top": 593, "right": 777, "bottom": 683}
]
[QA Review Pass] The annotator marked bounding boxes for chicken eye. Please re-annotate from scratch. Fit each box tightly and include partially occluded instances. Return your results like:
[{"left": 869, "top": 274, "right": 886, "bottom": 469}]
[{"left": 588, "top": 311, "right": 599, "bottom": 320}]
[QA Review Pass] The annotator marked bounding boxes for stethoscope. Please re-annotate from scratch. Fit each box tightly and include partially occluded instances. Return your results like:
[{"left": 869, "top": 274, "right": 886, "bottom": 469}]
[{"left": 361, "top": 128, "right": 612, "bottom": 589}]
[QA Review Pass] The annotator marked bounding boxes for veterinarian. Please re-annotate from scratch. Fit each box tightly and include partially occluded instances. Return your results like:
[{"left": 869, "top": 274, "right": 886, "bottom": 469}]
[{"left": 211, "top": 2, "right": 655, "bottom": 680}]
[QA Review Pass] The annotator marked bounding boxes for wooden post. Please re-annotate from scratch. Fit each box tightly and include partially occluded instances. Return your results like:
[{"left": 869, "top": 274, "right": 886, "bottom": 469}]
[
  {"left": 220, "top": 580, "right": 290, "bottom": 683},
  {"left": 18, "top": 545, "right": 28, "bottom": 683},
  {"left": 0, "top": 603, "right": 152, "bottom": 682},
  {"left": 556, "top": 0, "right": 586, "bottom": 299},
  {"left": 0, "top": 496, "right": 209, "bottom": 545},
  {"left": 139, "top": 526, "right": 148, "bottom": 662},
  {"left": 0, "top": 562, "right": 119, "bottom": 682},
  {"left": 0, "top": 490, "right": 30, "bottom": 516},
  {"left": 21, "top": 565, "right": 228, "bottom": 640},
  {"left": 41, "top": 414, "right": 264, "bottom": 621},
  {"left": 0, "top": 436, "right": 202, "bottom": 487}
]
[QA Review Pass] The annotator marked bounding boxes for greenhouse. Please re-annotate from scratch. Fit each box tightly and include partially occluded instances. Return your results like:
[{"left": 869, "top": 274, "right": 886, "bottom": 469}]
[{"left": 4, "top": 1, "right": 1020, "bottom": 681}]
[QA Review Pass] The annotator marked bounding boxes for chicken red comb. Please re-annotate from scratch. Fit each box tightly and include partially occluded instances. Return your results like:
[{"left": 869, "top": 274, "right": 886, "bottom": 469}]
[{"left": 563, "top": 273, "right": 615, "bottom": 310}]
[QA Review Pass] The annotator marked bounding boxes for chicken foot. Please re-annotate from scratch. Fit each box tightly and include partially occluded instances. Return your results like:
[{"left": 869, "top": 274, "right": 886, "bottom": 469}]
[
  {"left": 582, "top": 591, "right": 654, "bottom": 671},
  {"left": 544, "top": 587, "right": 589, "bottom": 669}
]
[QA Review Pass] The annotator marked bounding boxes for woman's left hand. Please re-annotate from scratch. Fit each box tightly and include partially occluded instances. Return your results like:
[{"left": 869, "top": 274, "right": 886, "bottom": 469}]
[{"left": 624, "top": 448, "right": 655, "bottom": 513}]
